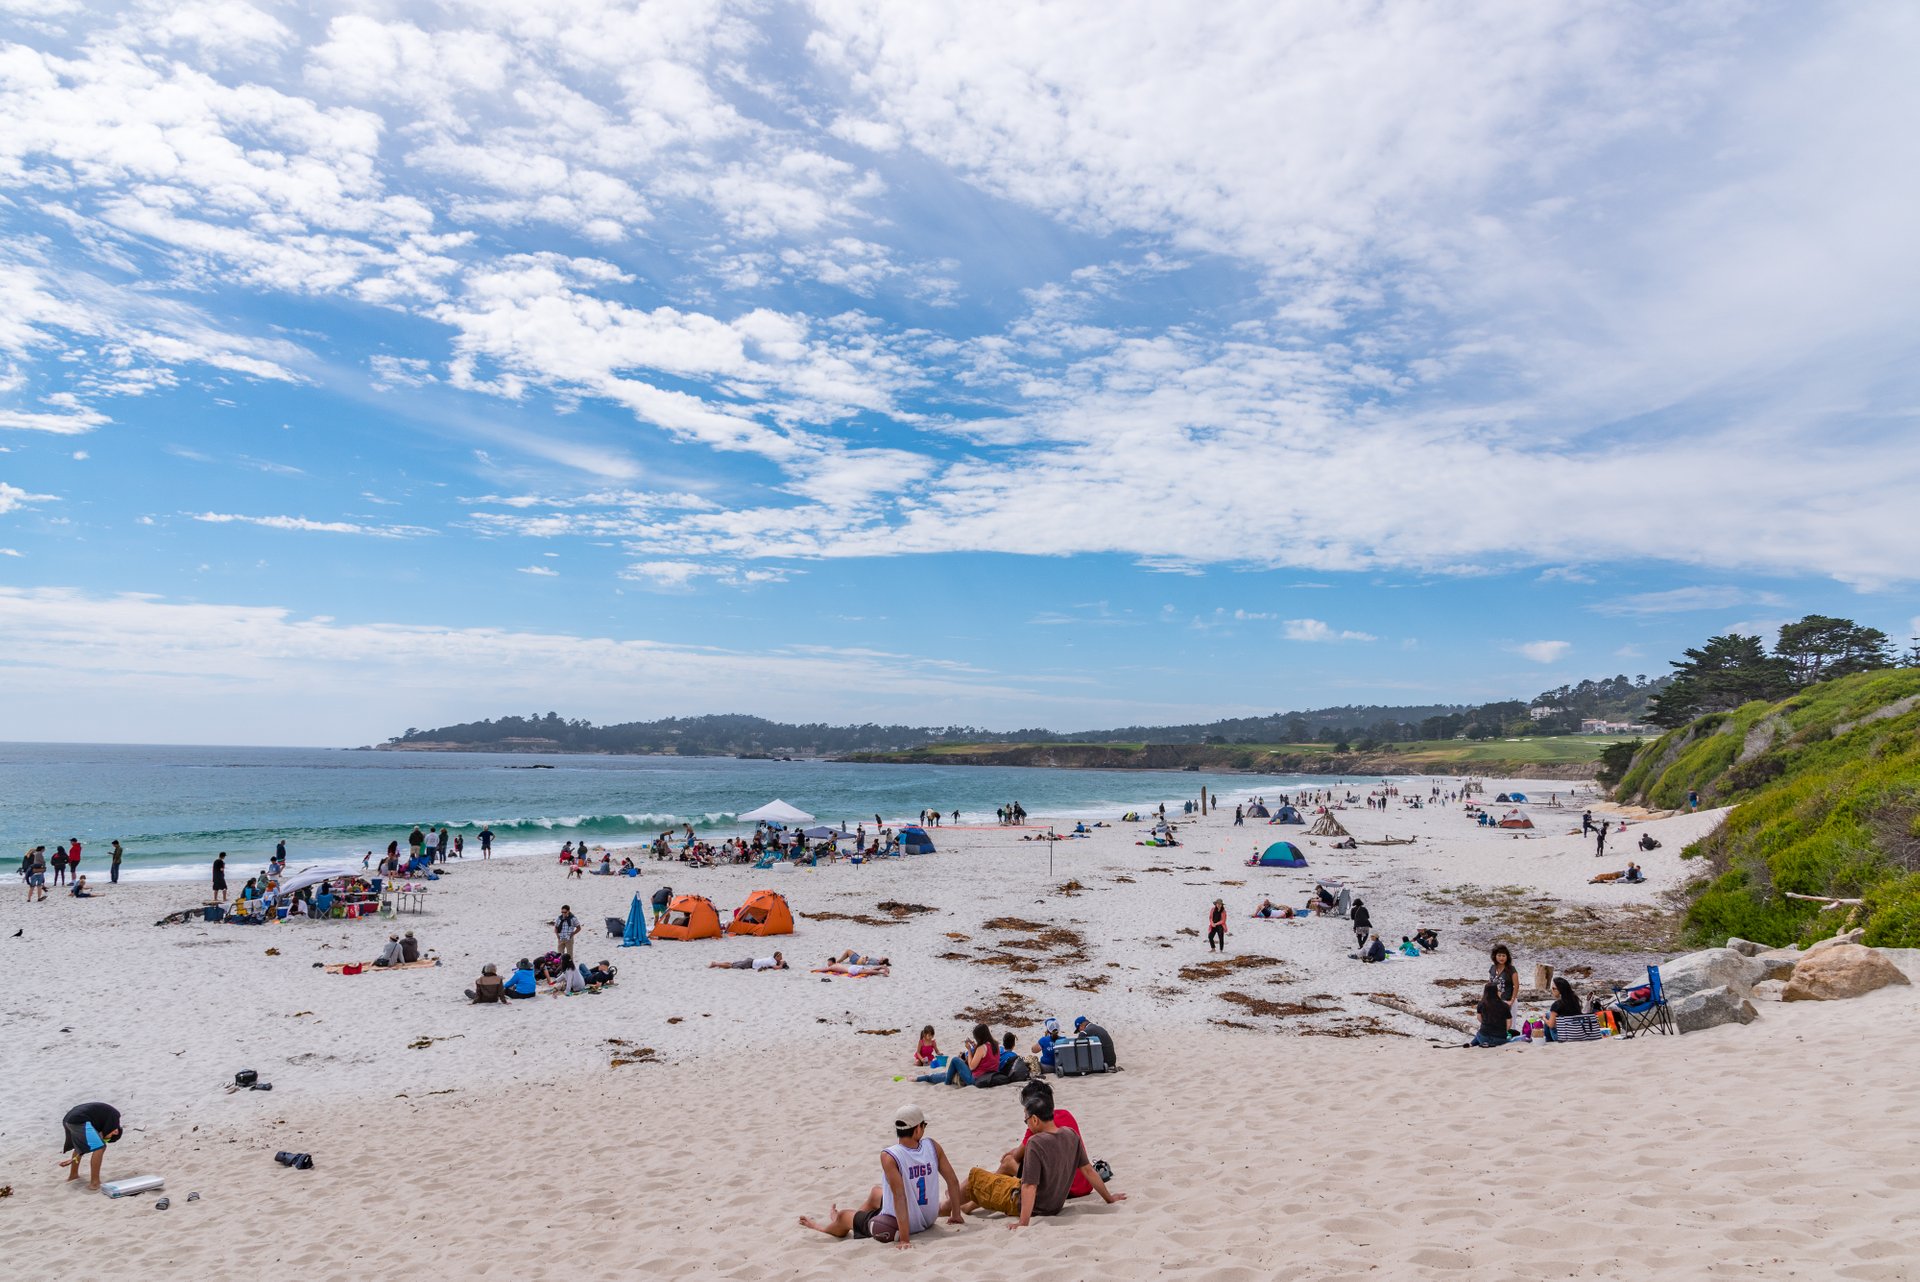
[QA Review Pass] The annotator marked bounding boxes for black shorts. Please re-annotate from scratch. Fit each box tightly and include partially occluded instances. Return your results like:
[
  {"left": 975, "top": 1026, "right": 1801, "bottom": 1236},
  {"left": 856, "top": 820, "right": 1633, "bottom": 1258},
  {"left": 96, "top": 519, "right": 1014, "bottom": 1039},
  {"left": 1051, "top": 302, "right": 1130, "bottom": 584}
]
[{"left": 851, "top": 1208, "right": 875, "bottom": 1238}]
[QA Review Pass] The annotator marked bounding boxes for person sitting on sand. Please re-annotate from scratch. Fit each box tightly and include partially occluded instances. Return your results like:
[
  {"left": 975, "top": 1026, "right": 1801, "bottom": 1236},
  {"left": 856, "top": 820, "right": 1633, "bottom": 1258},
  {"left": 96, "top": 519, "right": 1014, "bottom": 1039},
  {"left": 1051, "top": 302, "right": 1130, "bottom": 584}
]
[
  {"left": 1638, "top": 833, "right": 1661, "bottom": 851},
  {"left": 1350, "top": 933, "right": 1387, "bottom": 963},
  {"left": 69, "top": 875, "right": 95, "bottom": 899},
  {"left": 375, "top": 934, "right": 405, "bottom": 967},
  {"left": 1544, "top": 977, "right": 1584, "bottom": 1039},
  {"left": 992, "top": 1079, "right": 1092, "bottom": 1197},
  {"left": 834, "top": 949, "right": 891, "bottom": 967},
  {"left": 960, "top": 1092, "right": 1126, "bottom": 1228},
  {"left": 710, "top": 952, "right": 787, "bottom": 970},
  {"left": 916, "top": 1024, "right": 997, "bottom": 1085},
  {"left": 1070, "top": 1016, "right": 1119, "bottom": 1070},
  {"left": 1471, "top": 981, "right": 1511, "bottom": 1047},
  {"left": 1398, "top": 936, "right": 1421, "bottom": 958},
  {"left": 1310, "top": 883, "right": 1337, "bottom": 915},
  {"left": 59, "top": 1101, "right": 123, "bottom": 1191},
  {"left": 466, "top": 963, "right": 505, "bottom": 1004},
  {"left": 1032, "top": 1018, "right": 1063, "bottom": 1075},
  {"left": 1414, "top": 927, "right": 1440, "bottom": 952},
  {"left": 798, "top": 1104, "right": 964, "bottom": 1249},
  {"left": 1623, "top": 861, "right": 1645, "bottom": 883},
  {"left": 582, "top": 960, "right": 616, "bottom": 986},
  {"left": 504, "top": 959, "right": 538, "bottom": 999},
  {"left": 914, "top": 1025, "right": 940, "bottom": 1067}
]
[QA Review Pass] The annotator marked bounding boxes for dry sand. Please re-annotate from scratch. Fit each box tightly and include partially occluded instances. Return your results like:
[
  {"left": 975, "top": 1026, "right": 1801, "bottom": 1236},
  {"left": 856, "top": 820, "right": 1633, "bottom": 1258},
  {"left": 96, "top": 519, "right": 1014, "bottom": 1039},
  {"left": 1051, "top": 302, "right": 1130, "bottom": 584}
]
[{"left": 4, "top": 779, "right": 1916, "bottom": 1280}]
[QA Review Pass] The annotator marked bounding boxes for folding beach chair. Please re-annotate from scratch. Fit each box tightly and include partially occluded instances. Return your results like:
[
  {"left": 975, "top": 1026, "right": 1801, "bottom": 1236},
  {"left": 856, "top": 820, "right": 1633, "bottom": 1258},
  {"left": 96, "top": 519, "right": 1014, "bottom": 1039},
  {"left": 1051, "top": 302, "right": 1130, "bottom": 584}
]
[
  {"left": 1610, "top": 965, "right": 1676, "bottom": 1037},
  {"left": 604, "top": 916, "right": 625, "bottom": 939}
]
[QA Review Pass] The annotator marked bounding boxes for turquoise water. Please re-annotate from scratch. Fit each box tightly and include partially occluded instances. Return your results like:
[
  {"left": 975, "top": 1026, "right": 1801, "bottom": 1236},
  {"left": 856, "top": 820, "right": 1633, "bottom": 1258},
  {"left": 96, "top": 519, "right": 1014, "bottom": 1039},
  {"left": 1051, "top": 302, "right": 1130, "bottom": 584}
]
[{"left": 0, "top": 743, "right": 1314, "bottom": 882}]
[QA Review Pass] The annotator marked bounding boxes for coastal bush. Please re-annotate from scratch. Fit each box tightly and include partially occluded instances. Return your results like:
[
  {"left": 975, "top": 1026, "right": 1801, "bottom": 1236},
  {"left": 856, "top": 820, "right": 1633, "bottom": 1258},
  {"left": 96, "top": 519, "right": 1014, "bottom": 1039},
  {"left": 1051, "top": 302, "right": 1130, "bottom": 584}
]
[{"left": 1640, "top": 670, "right": 1920, "bottom": 948}]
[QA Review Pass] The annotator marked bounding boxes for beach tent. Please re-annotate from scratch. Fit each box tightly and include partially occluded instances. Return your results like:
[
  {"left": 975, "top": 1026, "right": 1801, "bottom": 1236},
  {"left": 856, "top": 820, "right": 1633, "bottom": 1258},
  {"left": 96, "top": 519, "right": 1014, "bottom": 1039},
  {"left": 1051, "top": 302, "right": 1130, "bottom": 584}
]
[
  {"left": 1271, "top": 804, "right": 1303, "bottom": 824},
  {"left": 1494, "top": 793, "right": 1513, "bottom": 803},
  {"left": 740, "top": 800, "right": 814, "bottom": 825},
  {"left": 800, "top": 826, "right": 841, "bottom": 840},
  {"left": 261, "top": 864, "right": 358, "bottom": 908},
  {"left": 653, "top": 894, "right": 723, "bottom": 941},
  {"left": 1497, "top": 816, "right": 1535, "bottom": 830},
  {"left": 1251, "top": 841, "right": 1309, "bottom": 868},
  {"left": 1307, "top": 812, "right": 1351, "bottom": 838},
  {"left": 620, "top": 894, "right": 651, "bottom": 947},
  {"left": 898, "top": 826, "right": 936, "bottom": 855},
  {"left": 1245, "top": 803, "right": 1271, "bottom": 818},
  {"left": 1508, "top": 792, "right": 1529, "bottom": 803},
  {"left": 728, "top": 889, "right": 794, "bottom": 936}
]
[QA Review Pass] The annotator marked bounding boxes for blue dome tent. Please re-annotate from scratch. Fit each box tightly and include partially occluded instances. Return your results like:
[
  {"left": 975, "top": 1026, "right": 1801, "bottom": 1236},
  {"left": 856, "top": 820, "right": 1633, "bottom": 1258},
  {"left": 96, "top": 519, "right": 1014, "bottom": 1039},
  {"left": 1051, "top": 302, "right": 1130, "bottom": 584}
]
[
  {"left": 898, "top": 826, "right": 936, "bottom": 855},
  {"left": 1247, "top": 841, "right": 1308, "bottom": 868}
]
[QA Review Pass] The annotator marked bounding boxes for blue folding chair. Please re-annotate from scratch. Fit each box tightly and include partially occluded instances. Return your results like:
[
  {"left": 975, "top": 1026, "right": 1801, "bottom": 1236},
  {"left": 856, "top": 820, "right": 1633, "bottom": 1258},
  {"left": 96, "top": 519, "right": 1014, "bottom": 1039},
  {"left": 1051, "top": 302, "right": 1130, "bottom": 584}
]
[{"left": 1611, "top": 964, "right": 1676, "bottom": 1037}]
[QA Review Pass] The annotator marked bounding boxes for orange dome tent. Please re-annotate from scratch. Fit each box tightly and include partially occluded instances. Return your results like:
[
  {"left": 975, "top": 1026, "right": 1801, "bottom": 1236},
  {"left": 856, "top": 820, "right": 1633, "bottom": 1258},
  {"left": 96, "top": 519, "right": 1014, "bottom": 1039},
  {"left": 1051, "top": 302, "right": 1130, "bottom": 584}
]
[
  {"left": 728, "top": 889, "right": 794, "bottom": 937},
  {"left": 653, "top": 894, "right": 723, "bottom": 941}
]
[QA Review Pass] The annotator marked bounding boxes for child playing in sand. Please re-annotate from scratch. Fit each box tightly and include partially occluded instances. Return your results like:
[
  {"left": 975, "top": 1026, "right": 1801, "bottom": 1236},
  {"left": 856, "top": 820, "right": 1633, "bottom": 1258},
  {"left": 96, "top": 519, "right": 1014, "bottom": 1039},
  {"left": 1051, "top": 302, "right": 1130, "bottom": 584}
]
[{"left": 914, "top": 1025, "right": 940, "bottom": 1067}]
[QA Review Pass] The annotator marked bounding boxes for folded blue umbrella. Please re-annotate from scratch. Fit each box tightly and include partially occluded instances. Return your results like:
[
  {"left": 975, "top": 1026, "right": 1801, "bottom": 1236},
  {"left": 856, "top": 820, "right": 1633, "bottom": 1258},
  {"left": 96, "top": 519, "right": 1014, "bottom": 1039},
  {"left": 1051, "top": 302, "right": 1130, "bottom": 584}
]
[{"left": 621, "top": 893, "right": 650, "bottom": 947}]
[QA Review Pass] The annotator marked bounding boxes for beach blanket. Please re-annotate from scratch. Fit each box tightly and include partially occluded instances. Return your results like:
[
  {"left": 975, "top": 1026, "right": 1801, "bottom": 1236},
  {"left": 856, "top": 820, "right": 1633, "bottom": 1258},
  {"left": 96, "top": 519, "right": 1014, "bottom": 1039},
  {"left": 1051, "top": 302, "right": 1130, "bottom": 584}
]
[{"left": 324, "top": 959, "right": 438, "bottom": 975}]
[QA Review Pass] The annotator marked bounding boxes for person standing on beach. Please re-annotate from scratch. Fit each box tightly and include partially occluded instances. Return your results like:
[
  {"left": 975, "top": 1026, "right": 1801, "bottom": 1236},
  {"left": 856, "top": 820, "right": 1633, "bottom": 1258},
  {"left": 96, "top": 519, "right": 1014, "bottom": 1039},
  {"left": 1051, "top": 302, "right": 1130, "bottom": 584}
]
[
  {"left": 408, "top": 826, "right": 425, "bottom": 863},
  {"left": 436, "top": 827, "right": 449, "bottom": 863},
  {"left": 554, "top": 904, "right": 580, "bottom": 962},
  {"left": 1581, "top": 810, "right": 1594, "bottom": 837},
  {"left": 59, "top": 1101, "right": 123, "bottom": 1190},
  {"left": 1350, "top": 897, "right": 1373, "bottom": 949},
  {"left": 49, "top": 844, "right": 67, "bottom": 887},
  {"left": 1489, "top": 944, "right": 1519, "bottom": 1035},
  {"left": 479, "top": 826, "right": 493, "bottom": 858},
  {"left": 25, "top": 846, "right": 48, "bottom": 902},
  {"left": 109, "top": 840, "right": 122, "bottom": 885},
  {"left": 67, "top": 837, "right": 82, "bottom": 882},
  {"left": 212, "top": 853, "right": 228, "bottom": 903},
  {"left": 1206, "top": 899, "right": 1228, "bottom": 952},
  {"left": 1595, "top": 822, "right": 1609, "bottom": 858}
]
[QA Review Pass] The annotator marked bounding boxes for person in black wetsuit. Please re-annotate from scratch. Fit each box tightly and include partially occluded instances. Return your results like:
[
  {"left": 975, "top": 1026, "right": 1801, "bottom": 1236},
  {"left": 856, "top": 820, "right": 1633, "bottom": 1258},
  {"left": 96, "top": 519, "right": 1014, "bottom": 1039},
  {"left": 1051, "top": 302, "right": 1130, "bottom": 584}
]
[{"left": 60, "top": 1101, "right": 122, "bottom": 1189}]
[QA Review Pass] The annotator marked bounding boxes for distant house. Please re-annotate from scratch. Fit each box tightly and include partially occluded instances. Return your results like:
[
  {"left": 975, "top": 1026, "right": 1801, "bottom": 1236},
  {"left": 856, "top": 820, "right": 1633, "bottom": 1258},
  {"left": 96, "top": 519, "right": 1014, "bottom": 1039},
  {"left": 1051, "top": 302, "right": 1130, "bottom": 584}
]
[
  {"left": 1580, "top": 719, "right": 1655, "bottom": 735},
  {"left": 1528, "top": 706, "right": 1563, "bottom": 721}
]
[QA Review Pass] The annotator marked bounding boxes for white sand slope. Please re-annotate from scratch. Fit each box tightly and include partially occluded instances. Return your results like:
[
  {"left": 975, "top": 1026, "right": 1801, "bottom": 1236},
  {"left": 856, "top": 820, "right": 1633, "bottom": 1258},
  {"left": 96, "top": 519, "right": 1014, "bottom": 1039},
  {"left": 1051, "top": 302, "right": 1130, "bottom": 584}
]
[{"left": 3, "top": 778, "right": 1914, "bottom": 1279}]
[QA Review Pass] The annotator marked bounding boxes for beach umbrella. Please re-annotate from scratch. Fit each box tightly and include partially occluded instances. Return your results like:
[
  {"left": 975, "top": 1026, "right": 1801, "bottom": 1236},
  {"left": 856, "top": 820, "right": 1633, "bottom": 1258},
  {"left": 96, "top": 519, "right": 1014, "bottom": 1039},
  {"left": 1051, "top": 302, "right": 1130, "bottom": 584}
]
[{"left": 621, "top": 893, "right": 651, "bottom": 947}]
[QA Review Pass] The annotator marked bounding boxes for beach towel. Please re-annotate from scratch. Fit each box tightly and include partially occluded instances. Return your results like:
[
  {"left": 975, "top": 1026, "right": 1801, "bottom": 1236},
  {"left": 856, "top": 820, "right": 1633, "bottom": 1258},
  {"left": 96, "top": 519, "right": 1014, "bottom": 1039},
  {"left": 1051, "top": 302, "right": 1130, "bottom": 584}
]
[{"left": 324, "top": 959, "right": 437, "bottom": 975}]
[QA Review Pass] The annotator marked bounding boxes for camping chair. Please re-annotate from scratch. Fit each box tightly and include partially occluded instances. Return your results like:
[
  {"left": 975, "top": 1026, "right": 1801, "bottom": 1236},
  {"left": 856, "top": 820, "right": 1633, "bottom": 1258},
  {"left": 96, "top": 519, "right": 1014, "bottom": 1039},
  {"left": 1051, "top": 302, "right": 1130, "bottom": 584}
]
[
  {"left": 1330, "top": 887, "right": 1352, "bottom": 918},
  {"left": 1610, "top": 965, "right": 1676, "bottom": 1037},
  {"left": 604, "top": 916, "right": 624, "bottom": 939}
]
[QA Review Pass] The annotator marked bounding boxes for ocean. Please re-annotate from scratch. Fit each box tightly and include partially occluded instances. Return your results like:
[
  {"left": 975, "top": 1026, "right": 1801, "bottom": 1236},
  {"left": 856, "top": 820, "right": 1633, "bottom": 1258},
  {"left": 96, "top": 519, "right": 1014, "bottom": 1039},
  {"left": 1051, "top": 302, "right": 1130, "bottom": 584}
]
[{"left": 0, "top": 743, "right": 1332, "bottom": 883}]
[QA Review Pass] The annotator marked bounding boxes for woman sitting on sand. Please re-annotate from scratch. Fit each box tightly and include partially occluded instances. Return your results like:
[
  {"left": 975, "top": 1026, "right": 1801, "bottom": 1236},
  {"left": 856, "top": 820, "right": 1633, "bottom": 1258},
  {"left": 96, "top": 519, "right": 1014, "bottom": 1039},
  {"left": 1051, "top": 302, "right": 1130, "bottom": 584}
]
[
  {"left": 504, "top": 959, "right": 538, "bottom": 999},
  {"left": 1544, "top": 977, "right": 1584, "bottom": 1039},
  {"left": 915, "top": 1024, "right": 997, "bottom": 1086},
  {"left": 1471, "top": 982, "right": 1511, "bottom": 1047}
]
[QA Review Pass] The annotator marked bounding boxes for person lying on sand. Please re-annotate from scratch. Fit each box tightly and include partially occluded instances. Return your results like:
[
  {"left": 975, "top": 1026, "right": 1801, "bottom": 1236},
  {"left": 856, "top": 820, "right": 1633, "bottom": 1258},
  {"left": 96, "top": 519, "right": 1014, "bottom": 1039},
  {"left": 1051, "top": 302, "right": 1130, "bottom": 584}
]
[
  {"left": 798, "top": 1105, "right": 963, "bottom": 1250},
  {"left": 710, "top": 952, "right": 787, "bottom": 970},
  {"left": 816, "top": 960, "right": 889, "bottom": 976},
  {"left": 961, "top": 1092, "right": 1126, "bottom": 1229},
  {"left": 1252, "top": 898, "right": 1295, "bottom": 919},
  {"left": 834, "top": 949, "right": 891, "bottom": 967}
]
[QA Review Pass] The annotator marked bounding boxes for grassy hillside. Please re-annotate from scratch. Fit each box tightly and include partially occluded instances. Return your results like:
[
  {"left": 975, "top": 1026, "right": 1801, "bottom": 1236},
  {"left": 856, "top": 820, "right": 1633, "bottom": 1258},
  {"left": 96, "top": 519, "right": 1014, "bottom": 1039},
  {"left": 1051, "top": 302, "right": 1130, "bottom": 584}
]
[
  {"left": 1612, "top": 669, "right": 1920, "bottom": 948},
  {"left": 853, "top": 736, "right": 1617, "bottom": 776}
]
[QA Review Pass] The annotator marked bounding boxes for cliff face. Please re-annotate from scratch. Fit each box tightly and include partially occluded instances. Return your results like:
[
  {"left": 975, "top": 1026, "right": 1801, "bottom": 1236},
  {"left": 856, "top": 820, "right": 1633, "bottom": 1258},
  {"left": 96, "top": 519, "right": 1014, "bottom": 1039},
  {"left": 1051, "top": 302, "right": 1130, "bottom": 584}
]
[
  {"left": 842, "top": 743, "right": 1598, "bottom": 779},
  {"left": 1609, "top": 669, "right": 1920, "bottom": 948}
]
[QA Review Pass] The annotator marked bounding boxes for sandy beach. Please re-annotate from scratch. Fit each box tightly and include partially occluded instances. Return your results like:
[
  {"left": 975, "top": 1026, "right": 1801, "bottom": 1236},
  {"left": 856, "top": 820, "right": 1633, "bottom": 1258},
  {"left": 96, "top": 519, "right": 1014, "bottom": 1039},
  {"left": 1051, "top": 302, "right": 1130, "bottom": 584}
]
[{"left": 4, "top": 779, "right": 1916, "bottom": 1280}]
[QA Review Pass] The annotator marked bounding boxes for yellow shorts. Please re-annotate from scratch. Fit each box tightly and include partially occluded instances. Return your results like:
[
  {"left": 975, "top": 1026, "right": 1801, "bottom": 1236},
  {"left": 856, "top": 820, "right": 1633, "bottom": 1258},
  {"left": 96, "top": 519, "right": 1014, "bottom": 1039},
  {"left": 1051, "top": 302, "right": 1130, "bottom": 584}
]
[{"left": 966, "top": 1167, "right": 1020, "bottom": 1217}]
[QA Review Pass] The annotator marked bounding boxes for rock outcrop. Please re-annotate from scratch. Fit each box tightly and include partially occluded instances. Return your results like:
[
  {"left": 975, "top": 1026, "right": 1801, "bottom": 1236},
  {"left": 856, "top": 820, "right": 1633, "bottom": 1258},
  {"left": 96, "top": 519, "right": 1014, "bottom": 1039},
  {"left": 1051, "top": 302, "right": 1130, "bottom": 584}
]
[
  {"left": 1661, "top": 947, "right": 1760, "bottom": 1002},
  {"left": 1672, "top": 985, "right": 1760, "bottom": 1032},
  {"left": 1781, "top": 944, "right": 1911, "bottom": 1002}
]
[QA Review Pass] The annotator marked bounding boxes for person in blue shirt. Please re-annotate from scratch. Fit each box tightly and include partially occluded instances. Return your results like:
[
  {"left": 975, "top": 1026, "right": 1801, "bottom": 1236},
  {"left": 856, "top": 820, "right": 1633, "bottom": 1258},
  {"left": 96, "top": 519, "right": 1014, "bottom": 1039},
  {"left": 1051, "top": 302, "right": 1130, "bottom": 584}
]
[
  {"left": 1397, "top": 936, "right": 1421, "bottom": 958},
  {"left": 1032, "top": 1018, "right": 1062, "bottom": 1075},
  {"left": 504, "top": 958, "right": 538, "bottom": 999}
]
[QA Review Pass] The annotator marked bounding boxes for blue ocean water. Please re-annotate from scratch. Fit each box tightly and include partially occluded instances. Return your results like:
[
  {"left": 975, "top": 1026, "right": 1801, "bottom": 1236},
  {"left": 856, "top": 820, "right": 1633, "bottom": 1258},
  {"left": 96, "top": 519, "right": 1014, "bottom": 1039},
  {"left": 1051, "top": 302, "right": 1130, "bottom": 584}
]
[{"left": 0, "top": 743, "right": 1310, "bottom": 882}]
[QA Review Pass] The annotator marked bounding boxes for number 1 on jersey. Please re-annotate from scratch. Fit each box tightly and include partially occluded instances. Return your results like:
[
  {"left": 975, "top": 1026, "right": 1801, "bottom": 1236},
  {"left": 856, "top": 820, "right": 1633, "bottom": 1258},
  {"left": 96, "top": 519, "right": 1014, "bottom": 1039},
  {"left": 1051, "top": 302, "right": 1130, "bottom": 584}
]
[{"left": 915, "top": 1175, "right": 927, "bottom": 1205}]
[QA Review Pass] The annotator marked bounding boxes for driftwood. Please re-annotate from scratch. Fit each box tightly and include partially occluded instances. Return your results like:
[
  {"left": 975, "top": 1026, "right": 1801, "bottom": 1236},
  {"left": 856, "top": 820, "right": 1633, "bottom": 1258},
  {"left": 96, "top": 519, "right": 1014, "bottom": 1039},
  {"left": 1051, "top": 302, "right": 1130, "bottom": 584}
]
[
  {"left": 1367, "top": 993, "right": 1473, "bottom": 1034},
  {"left": 1357, "top": 836, "right": 1416, "bottom": 847},
  {"left": 1784, "top": 893, "right": 1865, "bottom": 909}
]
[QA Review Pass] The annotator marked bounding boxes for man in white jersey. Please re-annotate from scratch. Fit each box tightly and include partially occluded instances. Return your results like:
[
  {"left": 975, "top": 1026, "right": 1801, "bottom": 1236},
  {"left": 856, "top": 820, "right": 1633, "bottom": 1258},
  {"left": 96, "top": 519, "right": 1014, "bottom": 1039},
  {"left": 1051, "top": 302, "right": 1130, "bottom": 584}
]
[{"left": 797, "top": 1105, "right": 964, "bottom": 1250}]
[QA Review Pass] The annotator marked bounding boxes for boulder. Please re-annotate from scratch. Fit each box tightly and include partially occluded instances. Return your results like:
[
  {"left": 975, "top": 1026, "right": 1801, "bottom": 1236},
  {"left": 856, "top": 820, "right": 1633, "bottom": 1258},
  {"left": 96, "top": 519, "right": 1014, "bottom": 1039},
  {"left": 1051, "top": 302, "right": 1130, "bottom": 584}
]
[
  {"left": 1660, "top": 947, "right": 1759, "bottom": 1002},
  {"left": 1877, "top": 948, "right": 1920, "bottom": 984},
  {"left": 1672, "top": 984, "right": 1760, "bottom": 1032},
  {"left": 1753, "top": 955, "right": 1797, "bottom": 982},
  {"left": 1752, "top": 979, "right": 1788, "bottom": 1002},
  {"left": 1781, "top": 944, "right": 1911, "bottom": 1002},
  {"left": 1802, "top": 928, "right": 1866, "bottom": 958},
  {"left": 1725, "top": 937, "right": 1765, "bottom": 957}
]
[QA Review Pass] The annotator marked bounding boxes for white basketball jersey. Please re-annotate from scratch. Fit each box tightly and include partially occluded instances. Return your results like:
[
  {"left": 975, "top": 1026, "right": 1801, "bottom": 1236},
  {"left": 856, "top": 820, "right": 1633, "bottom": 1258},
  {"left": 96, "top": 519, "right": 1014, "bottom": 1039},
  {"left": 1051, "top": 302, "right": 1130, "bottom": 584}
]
[{"left": 879, "top": 1137, "right": 939, "bottom": 1234}]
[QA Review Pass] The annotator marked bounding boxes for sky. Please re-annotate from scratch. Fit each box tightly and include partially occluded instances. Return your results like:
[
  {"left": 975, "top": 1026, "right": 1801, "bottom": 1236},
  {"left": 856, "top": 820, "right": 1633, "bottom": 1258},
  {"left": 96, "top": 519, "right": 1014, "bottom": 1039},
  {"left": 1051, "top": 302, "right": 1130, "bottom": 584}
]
[{"left": 1, "top": 1, "right": 1918, "bottom": 746}]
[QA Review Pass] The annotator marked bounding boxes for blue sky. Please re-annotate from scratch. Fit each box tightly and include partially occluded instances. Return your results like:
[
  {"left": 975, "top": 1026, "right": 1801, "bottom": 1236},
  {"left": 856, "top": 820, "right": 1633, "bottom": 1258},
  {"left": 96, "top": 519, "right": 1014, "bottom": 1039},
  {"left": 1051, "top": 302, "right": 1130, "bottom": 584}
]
[{"left": 2, "top": 1, "right": 1917, "bottom": 745}]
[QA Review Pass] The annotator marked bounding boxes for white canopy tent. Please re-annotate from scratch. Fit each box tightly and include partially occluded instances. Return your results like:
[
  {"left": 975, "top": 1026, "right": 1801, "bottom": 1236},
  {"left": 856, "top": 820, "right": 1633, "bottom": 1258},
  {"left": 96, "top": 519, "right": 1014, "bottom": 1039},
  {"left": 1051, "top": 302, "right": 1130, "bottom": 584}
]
[
  {"left": 739, "top": 799, "right": 814, "bottom": 824},
  {"left": 264, "top": 864, "right": 359, "bottom": 904}
]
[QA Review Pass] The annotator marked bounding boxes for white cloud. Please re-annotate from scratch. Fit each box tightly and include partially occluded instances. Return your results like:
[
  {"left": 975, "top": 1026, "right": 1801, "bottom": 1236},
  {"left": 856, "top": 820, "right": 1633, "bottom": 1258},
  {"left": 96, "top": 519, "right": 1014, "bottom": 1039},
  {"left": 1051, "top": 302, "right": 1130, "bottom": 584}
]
[
  {"left": 0, "top": 406, "right": 110, "bottom": 434},
  {"left": 1515, "top": 640, "right": 1572, "bottom": 664},
  {"left": 70, "top": 450, "right": 88, "bottom": 460},
  {"left": 1283, "top": 618, "right": 1376, "bottom": 643},
  {"left": 0, "top": 481, "right": 57, "bottom": 514},
  {"left": 0, "top": 548, "right": 21, "bottom": 557},
  {"left": 516, "top": 564, "right": 558, "bottom": 577},
  {"left": 1592, "top": 586, "right": 1786, "bottom": 616},
  {"left": 191, "top": 512, "right": 433, "bottom": 538}
]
